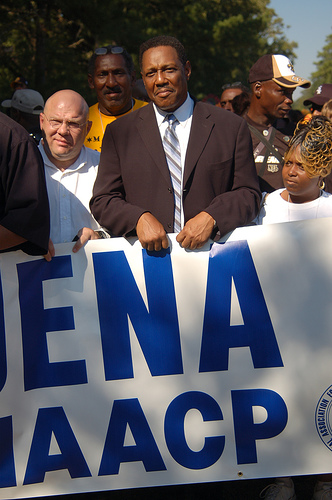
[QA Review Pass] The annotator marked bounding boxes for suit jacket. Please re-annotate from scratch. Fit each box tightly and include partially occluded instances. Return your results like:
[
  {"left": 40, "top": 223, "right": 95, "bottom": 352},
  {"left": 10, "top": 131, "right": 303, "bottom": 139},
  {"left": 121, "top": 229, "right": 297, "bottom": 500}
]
[{"left": 90, "top": 101, "right": 261, "bottom": 238}]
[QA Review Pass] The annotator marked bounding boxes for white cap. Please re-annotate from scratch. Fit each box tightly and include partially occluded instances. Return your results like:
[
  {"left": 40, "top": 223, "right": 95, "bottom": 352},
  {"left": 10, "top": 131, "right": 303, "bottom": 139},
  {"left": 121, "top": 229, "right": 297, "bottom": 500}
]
[
  {"left": 249, "top": 54, "right": 311, "bottom": 89},
  {"left": 1, "top": 89, "right": 44, "bottom": 115}
]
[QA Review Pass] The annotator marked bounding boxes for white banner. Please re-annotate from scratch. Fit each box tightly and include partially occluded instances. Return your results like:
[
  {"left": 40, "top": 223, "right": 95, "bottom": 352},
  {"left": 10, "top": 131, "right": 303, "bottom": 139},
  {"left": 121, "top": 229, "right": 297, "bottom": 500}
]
[{"left": 1, "top": 219, "right": 332, "bottom": 498}]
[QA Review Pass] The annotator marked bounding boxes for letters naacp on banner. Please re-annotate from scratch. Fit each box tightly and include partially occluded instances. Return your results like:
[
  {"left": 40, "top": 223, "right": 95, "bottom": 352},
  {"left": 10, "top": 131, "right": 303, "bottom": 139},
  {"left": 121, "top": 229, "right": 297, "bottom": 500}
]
[{"left": 0, "top": 220, "right": 332, "bottom": 499}]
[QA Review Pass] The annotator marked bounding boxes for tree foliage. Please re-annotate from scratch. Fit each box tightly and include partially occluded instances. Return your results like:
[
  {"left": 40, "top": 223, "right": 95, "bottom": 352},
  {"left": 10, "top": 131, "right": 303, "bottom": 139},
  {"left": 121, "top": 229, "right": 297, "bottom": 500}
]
[
  {"left": 0, "top": 0, "right": 297, "bottom": 104},
  {"left": 310, "top": 33, "right": 332, "bottom": 89},
  {"left": 294, "top": 33, "right": 332, "bottom": 109}
]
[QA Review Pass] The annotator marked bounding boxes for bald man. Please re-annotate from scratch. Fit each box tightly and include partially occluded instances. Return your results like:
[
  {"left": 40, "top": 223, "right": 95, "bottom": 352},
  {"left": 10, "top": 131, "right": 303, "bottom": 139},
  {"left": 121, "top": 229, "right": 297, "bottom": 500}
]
[{"left": 39, "top": 89, "right": 109, "bottom": 255}]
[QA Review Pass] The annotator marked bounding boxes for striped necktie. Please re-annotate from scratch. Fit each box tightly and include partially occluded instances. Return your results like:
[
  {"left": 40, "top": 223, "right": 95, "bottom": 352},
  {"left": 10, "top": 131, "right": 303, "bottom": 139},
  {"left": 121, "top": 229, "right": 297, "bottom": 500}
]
[{"left": 163, "top": 114, "right": 182, "bottom": 232}]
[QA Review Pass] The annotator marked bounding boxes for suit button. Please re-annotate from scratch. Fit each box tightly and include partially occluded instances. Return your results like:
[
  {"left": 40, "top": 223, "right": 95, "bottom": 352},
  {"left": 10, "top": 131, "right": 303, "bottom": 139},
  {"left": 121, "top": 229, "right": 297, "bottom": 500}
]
[
  {"left": 167, "top": 223, "right": 172, "bottom": 229},
  {"left": 168, "top": 188, "right": 172, "bottom": 193}
]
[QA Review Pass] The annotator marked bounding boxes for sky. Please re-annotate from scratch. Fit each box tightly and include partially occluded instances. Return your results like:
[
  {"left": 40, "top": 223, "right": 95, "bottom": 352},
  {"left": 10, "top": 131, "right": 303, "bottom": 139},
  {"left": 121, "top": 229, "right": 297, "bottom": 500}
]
[{"left": 268, "top": 0, "right": 332, "bottom": 98}]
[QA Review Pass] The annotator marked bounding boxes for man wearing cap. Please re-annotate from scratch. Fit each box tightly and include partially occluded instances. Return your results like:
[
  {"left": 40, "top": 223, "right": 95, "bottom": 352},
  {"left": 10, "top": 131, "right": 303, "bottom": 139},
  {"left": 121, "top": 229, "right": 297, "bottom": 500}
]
[
  {"left": 245, "top": 54, "right": 310, "bottom": 192},
  {"left": 303, "top": 83, "right": 332, "bottom": 116},
  {"left": 85, "top": 45, "right": 147, "bottom": 152},
  {"left": 1, "top": 89, "right": 44, "bottom": 144},
  {"left": 304, "top": 84, "right": 332, "bottom": 194}
]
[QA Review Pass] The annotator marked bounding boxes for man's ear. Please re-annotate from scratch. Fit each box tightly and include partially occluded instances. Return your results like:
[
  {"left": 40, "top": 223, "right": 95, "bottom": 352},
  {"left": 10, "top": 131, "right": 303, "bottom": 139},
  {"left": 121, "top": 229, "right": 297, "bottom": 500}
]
[
  {"left": 184, "top": 61, "right": 192, "bottom": 81},
  {"left": 87, "top": 74, "right": 95, "bottom": 90},
  {"left": 253, "top": 82, "right": 262, "bottom": 98},
  {"left": 39, "top": 112, "right": 45, "bottom": 130}
]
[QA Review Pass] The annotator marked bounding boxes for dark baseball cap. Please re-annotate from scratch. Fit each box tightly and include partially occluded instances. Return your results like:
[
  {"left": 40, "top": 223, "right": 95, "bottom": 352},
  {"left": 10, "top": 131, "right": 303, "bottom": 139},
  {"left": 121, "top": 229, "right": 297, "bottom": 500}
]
[
  {"left": 249, "top": 54, "right": 311, "bottom": 89},
  {"left": 303, "top": 84, "right": 332, "bottom": 107},
  {"left": 10, "top": 76, "right": 28, "bottom": 89}
]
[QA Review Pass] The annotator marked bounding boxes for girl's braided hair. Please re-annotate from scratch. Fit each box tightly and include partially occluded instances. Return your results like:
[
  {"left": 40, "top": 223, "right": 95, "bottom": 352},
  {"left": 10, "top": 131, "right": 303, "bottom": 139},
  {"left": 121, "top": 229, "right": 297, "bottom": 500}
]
[{"left": 284, "top": 115, "right": 332, "bottom": 178}]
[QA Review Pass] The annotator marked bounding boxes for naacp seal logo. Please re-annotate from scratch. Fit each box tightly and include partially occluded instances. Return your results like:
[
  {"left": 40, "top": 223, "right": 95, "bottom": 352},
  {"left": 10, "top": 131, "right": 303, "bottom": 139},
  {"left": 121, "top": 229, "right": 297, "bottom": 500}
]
[{"left": 315, "top": 385, "right": 332, "bottom": 451}]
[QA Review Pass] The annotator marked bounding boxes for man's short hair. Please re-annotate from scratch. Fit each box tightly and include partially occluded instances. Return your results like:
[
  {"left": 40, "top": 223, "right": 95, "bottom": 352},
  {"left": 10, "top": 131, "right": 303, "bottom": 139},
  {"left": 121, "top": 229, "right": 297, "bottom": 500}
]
[
  {"left": 88, "top": 45, "right": 135, "bottom": 75},
  {"left": 221, "top": 82, "right": 249, "bottom": 93},
  {"left": 139, "top": 35, "right": 188, "bottom": 68}
]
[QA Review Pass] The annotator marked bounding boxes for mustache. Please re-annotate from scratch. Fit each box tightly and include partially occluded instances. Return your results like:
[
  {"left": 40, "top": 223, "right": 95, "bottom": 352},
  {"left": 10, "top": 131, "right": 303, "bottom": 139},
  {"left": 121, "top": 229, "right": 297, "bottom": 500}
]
[
  {"left": 156, "top": 87, "right": 172, "bottom": 93},
  {"left": 103, "top": 87, "right": 122, "bottom": 95}
]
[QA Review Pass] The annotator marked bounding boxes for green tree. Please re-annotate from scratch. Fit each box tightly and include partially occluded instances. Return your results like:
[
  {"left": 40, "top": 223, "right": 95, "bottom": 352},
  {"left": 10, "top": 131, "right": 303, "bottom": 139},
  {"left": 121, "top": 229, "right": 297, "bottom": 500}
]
[
  {"left": 296, "top": 32, "right": 332, "bottom": 109},
  {"left": 309, "top": 33, "right": 332, "bottom": 88},
  {"left": 84, "top": 0, "right": 297, "bottom": 98},
  {"left": 0, "top": 0, "right": 95, "bottom": 102},
  {"left": 0, "top": 0, "right": 297, "bottom": 104}
]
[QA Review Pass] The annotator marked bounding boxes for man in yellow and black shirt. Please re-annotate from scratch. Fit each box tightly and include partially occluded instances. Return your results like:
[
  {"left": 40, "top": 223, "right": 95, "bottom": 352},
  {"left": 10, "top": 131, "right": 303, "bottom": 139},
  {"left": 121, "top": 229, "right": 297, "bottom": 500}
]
[{"left": 85, "top": 45, "right": 147, "bottom": 152}]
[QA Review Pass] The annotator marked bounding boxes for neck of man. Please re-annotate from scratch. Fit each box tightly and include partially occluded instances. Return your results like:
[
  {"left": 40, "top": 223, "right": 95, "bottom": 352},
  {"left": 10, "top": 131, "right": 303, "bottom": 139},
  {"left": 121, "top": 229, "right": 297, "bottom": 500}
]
[
  {"left": 44, "top": 149, "right": 80, "bottom": 172},
  {"left": 99, "top": 98, "right": 133, "bottom": 117},
  {"left": 246, "top": 99, "right": 275, "bottom": 127}
]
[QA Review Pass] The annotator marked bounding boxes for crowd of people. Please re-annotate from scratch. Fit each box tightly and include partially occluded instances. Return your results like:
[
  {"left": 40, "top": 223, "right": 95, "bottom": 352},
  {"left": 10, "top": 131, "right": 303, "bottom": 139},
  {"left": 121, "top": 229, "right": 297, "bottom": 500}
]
[{"left": 1, "top": 35, "right": 332, "bottom": 500}]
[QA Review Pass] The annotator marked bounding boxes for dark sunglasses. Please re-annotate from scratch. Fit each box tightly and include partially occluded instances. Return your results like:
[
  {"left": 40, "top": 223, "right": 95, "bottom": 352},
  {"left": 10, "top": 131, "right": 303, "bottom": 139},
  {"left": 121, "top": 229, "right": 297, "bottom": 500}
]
[
  {"left": 95, "top": 46, "right": 124, "bottom": 56},
  {"left": 310, "top": 103, "right": 323, "bottom": 113}
]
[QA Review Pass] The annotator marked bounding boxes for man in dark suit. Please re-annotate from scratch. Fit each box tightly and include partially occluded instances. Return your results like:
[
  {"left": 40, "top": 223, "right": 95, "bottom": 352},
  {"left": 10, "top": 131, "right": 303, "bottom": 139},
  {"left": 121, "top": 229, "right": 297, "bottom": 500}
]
[
  {"left": 90, "top": 35, "right": 261, "bottom": 251},
  {"left": 0, "top": 111, "right": 50, "bottom": 256}
]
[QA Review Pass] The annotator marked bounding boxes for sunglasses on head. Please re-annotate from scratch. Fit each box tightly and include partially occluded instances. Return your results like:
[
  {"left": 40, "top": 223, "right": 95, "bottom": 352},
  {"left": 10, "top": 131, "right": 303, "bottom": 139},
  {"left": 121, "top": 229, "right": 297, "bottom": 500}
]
[{"left": 95, "top": 46, "right": 124, "bottom": 56}]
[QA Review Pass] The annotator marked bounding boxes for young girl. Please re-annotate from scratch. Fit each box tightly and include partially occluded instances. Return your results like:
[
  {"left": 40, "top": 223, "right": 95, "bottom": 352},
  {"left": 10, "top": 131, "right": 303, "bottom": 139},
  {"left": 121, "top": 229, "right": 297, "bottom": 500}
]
[
  {"left": 257, "top": 115, "right": 332, "bottom": 227},
  {"left": 258, "top": 116, "right": 332, "bottom": 500}
]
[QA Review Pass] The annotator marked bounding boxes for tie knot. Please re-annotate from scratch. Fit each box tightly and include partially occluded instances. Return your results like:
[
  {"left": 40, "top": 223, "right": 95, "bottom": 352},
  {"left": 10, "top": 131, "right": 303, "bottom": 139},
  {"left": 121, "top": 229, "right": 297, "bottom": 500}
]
[{"left": 166, "top": 113, "right": 177, "bottom": 127}]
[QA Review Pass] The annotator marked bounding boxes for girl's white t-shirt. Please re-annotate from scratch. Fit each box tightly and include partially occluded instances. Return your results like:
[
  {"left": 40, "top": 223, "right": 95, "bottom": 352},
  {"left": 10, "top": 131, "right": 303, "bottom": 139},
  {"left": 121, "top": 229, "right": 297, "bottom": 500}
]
[{"left": 256, "top": 189, "right": 332, "bottom": 225}]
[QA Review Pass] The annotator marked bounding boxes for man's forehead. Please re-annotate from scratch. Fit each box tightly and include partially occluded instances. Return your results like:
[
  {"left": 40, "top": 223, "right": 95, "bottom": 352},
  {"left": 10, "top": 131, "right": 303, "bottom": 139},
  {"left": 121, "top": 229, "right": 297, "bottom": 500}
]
[
  {"left": 142, "top": 46, "right": 181, "bottom": 65},
  {"left": 221, "top": 88, "right": 242, "bottom": 99},
  {"left": 94, "top": 53, "right": 129, "bottom": 72},
  {"left": 45, "top": 101, "right": 84, "bottom": 119}
]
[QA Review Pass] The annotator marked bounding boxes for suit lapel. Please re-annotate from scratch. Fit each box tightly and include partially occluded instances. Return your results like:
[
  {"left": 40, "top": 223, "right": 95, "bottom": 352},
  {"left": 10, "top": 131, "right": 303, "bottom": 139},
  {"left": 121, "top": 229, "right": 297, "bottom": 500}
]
[
  {"left": 136, "top": 104, "right": 172, "bottom": 187},
  {"left": 184, "top": 102, "right": 214, "bottom": 186}
]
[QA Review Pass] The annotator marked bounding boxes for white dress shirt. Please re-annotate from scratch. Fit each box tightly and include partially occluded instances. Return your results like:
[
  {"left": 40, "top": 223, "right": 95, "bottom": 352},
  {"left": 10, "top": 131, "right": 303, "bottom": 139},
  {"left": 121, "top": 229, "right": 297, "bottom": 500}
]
[
  {"left": 153, "top": 93, "right": 194, "bottom": 228},
  {"left": 39, "top": 144, "right": 102, "bottom": 244}
]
